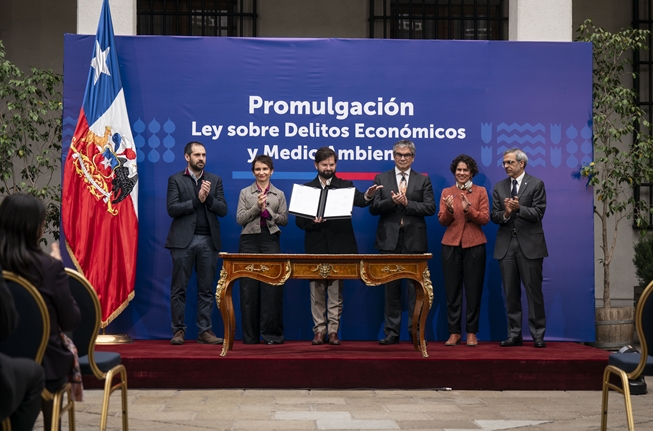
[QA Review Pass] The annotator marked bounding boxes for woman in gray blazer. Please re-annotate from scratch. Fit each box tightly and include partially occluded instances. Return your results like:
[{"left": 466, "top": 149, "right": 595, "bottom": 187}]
[{"left": 236, "top": 155, "right": 288, "bottom": 344}]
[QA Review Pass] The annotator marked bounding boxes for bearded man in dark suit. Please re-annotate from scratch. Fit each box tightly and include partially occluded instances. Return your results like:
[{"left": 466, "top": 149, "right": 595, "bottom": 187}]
[
  {"left": 370, "top": 139, "right": 436, "bottom": 345},
  {"left": 491, "top": 147, "right": 548, "bottom": 348},
  {"left": 296, "top": 147, "right": 381, "bottom": 346},
  {"left": 166, "top": 141, "right": 228, "bottom": 346}
]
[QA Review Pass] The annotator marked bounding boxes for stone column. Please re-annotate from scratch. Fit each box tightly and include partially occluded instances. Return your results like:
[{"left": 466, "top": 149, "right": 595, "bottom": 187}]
[
  {"left": 77, "top": 0, "right": 136, "bottom": 35},
  {"left": 509, "top": 0, "right": 572, "bottom": 41}
]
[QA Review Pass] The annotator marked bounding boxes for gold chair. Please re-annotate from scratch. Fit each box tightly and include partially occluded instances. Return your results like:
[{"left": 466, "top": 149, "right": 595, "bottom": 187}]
[
  {"left": 601, "top": 279, "right": 653, "bottom": 430},
  {"left": 65, "top": 268, "right": 128, "bottom": 431},
  {"left": 0, "top": 270, "right": 75, "bottom": 431}
]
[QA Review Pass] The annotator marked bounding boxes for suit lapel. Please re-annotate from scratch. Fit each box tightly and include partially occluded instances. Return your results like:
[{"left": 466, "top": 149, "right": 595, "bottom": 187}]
[
  {"left": 181, "top": 172, "right": 196, "bottom": 199},
  {"left": 406, "top": 170, "right": 418, "bottom": 195},
  {"left": 518, "top": 174, "right": 531, "bottom": 198},
  {"left": 503, "top": 178, "right": 512, "bottom": 199},
  {"left": 388, "top": 170, "right": 399, "bottom": 194}
]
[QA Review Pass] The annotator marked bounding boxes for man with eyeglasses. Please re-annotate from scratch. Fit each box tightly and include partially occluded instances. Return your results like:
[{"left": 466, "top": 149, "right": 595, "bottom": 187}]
[
  {"left": 491, "top": 147, "right": 548, "bottom": 348},
  {"left": 370, "top": 139, "right": 436, "bottom": 345}
]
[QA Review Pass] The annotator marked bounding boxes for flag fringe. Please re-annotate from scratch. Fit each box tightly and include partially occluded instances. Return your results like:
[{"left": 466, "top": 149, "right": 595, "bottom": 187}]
[
  {"left": 64, "top": 239, "right": 135, "bottom": 328},
  {"left": 101, "top": 290, "right": 134, "bottom": 328}
]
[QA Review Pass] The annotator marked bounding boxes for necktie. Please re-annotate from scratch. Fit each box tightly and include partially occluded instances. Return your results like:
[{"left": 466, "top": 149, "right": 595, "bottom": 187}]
[
  {"left": 511, "top": 179, "right": 518, "bottom": 198},
  {"left": 399, "top": 173, "right": 406, "bottom": 226}
]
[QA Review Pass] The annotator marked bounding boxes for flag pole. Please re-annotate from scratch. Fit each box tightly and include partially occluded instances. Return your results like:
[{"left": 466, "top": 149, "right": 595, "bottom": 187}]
[{"left": 62, "top": 0, "right": 139, "bottom": 346}]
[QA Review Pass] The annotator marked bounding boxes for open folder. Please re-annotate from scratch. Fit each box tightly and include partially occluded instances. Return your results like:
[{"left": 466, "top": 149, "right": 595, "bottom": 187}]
[{"left": 288, "top": 184, "right": 356, "bottom": 220}]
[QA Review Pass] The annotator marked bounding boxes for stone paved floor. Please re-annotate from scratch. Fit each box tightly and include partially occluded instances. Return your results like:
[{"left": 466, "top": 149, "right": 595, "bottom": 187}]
[{"left": 35, "top": 377, "right": 652, "bottom": 431}]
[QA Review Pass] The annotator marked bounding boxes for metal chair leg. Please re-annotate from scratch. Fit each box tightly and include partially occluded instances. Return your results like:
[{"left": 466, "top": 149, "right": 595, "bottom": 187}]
[
  {"left": 601, "top": 367, "right": 610, "bottom": 431},
  {"left": 99, "top": 365, "right": 128, "bottom": 431},
  {"left": 602, "top": 365, "right": 637, "bottom": 431}
]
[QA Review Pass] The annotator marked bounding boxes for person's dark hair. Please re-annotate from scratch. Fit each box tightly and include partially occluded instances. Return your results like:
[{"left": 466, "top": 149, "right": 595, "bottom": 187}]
[
  {"left": 0, "top": 194, "right": 46, "bottom": 285},
  {"left": 314, "top": 146, "right": 337, "bottom": 164},
  {"left": 450, "top": 154, "right": 479, "bottom": 177},
  {"left": 184, "top": 141, "right": 204, "bottom": 156},
  {"left": 251, "top": 154, "right": 274, "bottom": 172}
]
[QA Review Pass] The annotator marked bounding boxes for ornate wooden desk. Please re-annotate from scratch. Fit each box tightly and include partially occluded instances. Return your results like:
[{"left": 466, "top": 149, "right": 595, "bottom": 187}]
[{"left": 215, "top": 253, "right": 433, "bottom": 357}]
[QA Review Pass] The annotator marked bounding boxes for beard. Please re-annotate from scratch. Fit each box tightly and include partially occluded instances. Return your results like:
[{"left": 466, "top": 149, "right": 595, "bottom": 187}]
[
  {"left": 319, "top": 169, "right": 335, "bottom": 180},
  {"left": 189, "top": 160, "right": 205, "bottom": 172}
]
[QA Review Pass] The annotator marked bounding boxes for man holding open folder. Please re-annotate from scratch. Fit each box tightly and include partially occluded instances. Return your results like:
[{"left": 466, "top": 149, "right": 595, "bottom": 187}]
[{"left": 295, "top": 147, "right": 381, "bottom": 345}]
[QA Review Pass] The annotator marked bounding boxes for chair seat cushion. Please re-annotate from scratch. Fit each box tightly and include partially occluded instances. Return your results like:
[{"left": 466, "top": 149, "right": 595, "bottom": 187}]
[
  {"left": 608, "top": 353, "right": 653, "bottom": 375},
  {"left": 79, "top": 351, "right": 122, "bottom": 375}
]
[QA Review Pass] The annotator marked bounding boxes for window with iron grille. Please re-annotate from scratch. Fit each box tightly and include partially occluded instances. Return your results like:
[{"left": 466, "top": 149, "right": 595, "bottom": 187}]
[
  {"left": 369, "top": 0, "right": 508, "bottom": 40},
  {"left": 137, "top": 0, "right": 257, "bottom": 37},
  {"left": 633, "top": 0, "right": 653, "bottom": 227}
]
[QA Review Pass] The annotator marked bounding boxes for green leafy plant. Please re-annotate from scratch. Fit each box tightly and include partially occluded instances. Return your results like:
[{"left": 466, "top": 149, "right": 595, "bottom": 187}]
[
  {"left": 0, "top": 39, "right": 63, "bottom": 241},
  {"left": 633, "top": 234, "right": 653, "bottom": 289},
  {"left": 577, "top": 19, "right": 653, "bottom": 309}
]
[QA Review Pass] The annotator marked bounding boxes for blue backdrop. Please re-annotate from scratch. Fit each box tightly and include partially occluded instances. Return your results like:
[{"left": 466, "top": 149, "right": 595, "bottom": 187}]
[{"left": 62, "top": 35, "right": 595, "bottom": 342}]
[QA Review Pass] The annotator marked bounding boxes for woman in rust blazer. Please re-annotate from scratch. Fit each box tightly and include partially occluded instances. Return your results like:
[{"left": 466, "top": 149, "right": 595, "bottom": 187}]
[{"left": 438, "top": 155, "right": 489, "bottom": 347}]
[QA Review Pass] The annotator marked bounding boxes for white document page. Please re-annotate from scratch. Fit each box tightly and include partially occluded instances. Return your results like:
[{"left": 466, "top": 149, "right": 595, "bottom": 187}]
[
  {"left": 288, "top": 184, "right": 321, "bottom": 218},
  {"left": 323, "top": 187, "right": 356, "bottom": 218}
]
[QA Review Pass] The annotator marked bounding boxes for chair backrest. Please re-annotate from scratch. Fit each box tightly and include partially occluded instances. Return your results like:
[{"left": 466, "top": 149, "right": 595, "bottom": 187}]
[
  {"left": 65, "top": 268, "right": 103, "bottom": 378},
  {"left": 636, "top": 279, "right": 653, "bottom": 364},
  {"left": 0, "top": 270, "right": 50, "bottom": 364}
]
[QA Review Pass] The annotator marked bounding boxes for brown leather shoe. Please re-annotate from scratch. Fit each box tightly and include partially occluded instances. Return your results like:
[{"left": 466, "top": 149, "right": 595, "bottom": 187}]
[
  {"left": 466, "top": 333, "right": 478, "bottom": 347},
  {"left": 170, "top": 329, "right": 185, "bottom": 345},
  {"left": 444, "top": 334, "right": 461, "bottom": 346},
  {"left": 197, "top": 330, "right": 223, "bottom": 345},
  {"left": 312, "top": 331, "right": 325, "bottom": 345},
  {"left": 328, "top": 332, "right": 340, "bottom": 345}
]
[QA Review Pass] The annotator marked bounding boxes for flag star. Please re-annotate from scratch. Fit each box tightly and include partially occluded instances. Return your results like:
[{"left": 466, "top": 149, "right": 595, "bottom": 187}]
[
  {"left": 91, "top": 40, "right": 111, "bottom": 84},
  {"left": 101, "top": 156, "right": 113, "bottom": 169}
]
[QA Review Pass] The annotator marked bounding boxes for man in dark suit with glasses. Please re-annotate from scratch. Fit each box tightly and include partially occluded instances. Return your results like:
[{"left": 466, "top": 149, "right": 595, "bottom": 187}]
[
  {"left": 370, "top": 139, "right": 436, "bottom": 345},
  {"left": 491, "top": 147, "right": 549, "bottom": 348}
]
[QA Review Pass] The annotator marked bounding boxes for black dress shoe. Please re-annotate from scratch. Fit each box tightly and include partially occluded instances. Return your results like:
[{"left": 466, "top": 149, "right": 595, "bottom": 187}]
[
  {"left": 533, "top": 339, "right": 546, "bottom": 348},
  {"left": 379, "top": 335, "right": 399, "bottom": 345},
  {"left": 265, "top": 340, "right": 283, "bottom": 345},
  {"left": 500, "top": 336, "right": 523, "bottom": 347}
]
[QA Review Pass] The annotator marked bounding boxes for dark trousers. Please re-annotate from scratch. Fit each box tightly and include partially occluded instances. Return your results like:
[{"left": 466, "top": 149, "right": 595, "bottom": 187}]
[
  {"left": 238, "top": 228, "right": 284, "bottom": 344},
  {"left": 381, "top": 229, "right": 417, "bottom": 338},
  {"left": 499, "top": 235, "right": 546, "bottom": 339},
  {"left": 442, "top": 244, "right": 486, "bottom": 334},
  {"left": 170, "top": 234, "right": 219, "bottom": 334},
  {"left": 0, "top": 353, "right": 44, "bottom": 431}
]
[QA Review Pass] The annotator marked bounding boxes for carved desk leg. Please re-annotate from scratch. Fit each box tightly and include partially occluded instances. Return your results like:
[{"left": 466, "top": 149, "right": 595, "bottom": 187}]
[
  {"left": 412, "top": 281, "right": 425, "bottom": 354},
  {"left": 416, "top": 281, "right": 429, "bottom": 358},
  {"left": 216, "top": 269, "right": 235, "bottom": 357}
]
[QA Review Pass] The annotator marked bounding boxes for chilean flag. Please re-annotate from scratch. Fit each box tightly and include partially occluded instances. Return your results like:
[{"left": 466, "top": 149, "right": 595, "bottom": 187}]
[{"left": 62, "top": 0, "right": 138, "bottom": 327}]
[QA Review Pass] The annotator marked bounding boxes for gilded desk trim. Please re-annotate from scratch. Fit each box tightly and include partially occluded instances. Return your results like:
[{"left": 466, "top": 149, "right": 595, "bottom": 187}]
[{"left": 215, "top": 253, "right": 433, "bottom": 358}]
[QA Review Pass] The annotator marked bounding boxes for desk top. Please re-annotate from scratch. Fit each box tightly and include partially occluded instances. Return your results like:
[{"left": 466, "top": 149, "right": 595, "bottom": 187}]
[{"left": 219, "top": 252, "right": 433, "bottom": 260}]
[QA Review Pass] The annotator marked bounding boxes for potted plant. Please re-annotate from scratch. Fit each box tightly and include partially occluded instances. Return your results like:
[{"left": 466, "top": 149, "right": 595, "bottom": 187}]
[
  {"left": 577, "top": 20, "right": 653, "bottom": 349},
  {"left": 0, "top": 39, "right": 63, "bottom": 241}
]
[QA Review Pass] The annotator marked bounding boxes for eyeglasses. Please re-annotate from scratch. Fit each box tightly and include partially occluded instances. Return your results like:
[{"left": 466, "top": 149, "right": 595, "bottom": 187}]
[
  {"left": 394, "top": 152, "right": 414, "bottom": 159},
  {"left": 502, "top": 160, "right": 519, "bottom": 166}
]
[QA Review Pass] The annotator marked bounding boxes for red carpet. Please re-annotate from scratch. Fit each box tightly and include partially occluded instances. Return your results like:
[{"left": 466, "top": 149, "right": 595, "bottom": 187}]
[{"left": 86, "top": 341, "right": 610, "bottom": 391}]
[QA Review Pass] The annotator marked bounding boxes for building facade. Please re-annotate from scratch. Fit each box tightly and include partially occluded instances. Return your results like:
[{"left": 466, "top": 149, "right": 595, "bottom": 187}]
[{"left": 0, "top": 0, "right": 639, "bottom": 306}]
